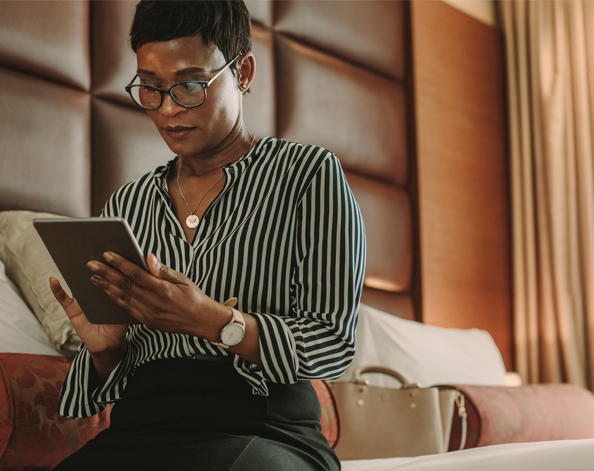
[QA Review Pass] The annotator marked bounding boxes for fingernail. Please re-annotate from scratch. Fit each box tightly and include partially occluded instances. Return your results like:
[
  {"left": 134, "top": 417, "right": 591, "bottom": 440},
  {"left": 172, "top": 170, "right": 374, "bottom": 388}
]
[
  {"left": 90, "top": 275, "right": 100, "bottom": 285},
  {"left": 87, "top": 261, "right": 100, "bottom": 271},
  {"left": 152, "top": 255, "right": 161, "bottom": 269},
  {"left": 104, "top": 252, "right": 114, "bottom": 262}
]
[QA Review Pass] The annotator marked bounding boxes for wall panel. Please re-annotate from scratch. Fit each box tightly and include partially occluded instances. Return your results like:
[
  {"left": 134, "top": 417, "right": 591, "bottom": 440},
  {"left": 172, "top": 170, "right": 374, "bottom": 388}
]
[{"left": 412, "top": 0, "right": 512, "bottom": 368}]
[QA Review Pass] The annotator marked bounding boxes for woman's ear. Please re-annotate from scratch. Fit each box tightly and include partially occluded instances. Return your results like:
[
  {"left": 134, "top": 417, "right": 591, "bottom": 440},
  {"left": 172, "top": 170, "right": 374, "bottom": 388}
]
[{"left": 237, "top": 52, "right": 256, "bottom": 92}]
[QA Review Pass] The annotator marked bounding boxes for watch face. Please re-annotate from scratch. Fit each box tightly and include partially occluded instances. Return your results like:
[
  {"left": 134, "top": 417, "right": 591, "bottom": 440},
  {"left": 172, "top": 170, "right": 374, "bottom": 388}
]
[{"left": 221, "top": 323, "right": 245, "bottom": 346}]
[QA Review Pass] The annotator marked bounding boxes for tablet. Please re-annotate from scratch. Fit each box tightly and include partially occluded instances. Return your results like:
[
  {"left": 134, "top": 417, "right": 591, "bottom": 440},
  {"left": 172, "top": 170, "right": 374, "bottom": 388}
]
[{"left": 33, "top": 217, "right": 148, "bottom": 325}]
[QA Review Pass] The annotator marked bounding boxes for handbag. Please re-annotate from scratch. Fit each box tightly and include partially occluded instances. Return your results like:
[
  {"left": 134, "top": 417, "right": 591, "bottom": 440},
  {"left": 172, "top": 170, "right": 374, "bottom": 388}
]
[{"left": 330, "top": 366, "right": 467, "bottom": 460}]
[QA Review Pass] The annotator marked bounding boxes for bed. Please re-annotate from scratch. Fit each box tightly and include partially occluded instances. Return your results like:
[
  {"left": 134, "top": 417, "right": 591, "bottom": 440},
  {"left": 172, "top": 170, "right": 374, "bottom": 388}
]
[{"left": 1, "top": 0, "right": 593, "bottom": 470}]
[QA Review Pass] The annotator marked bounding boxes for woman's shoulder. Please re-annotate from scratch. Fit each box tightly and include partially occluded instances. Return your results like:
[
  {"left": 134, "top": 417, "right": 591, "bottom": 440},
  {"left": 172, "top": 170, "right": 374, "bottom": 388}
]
[
  {"left": 258, "top": 137, "right": 337, "bottom": 169},
  {"left": 102, "top": 158, "right": 174, "bottom": 216}
]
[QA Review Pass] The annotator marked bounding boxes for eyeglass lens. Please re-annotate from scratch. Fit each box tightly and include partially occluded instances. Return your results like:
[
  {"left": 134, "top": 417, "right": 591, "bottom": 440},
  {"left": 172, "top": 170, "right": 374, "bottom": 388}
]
[{"left": 130, "top": 82, "right": 206, "bottom": 109}]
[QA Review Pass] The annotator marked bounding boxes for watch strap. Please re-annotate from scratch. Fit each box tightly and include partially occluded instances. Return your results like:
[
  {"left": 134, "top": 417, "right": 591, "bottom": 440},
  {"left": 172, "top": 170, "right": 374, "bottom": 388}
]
[{"left": 210, "top": 298, "right": 245, "bottom": 349}]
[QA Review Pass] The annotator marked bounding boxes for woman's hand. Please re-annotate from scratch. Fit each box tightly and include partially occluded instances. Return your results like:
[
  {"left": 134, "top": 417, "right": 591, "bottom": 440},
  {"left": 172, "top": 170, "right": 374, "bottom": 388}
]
[
  {"left": 50, "top": 277, "right": 129, "bottom": 381},
  {"left": 87, "top": 252, "right": 229, "bottom": 342},
  {"left": 50, "top": 277, "right": 128, "bottom": 354}
]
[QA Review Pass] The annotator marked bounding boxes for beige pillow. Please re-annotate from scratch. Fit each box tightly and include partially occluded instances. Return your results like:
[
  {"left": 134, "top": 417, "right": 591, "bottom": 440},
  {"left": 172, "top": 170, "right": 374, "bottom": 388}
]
[{"left": 0, "top": 211, "right": 81, "bottom": 356}]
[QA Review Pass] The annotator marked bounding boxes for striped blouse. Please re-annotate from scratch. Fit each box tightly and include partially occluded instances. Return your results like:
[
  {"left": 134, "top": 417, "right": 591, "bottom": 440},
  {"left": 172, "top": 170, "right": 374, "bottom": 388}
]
[{"left": 59, "top": 137, "right": 366, "bottom": 419}]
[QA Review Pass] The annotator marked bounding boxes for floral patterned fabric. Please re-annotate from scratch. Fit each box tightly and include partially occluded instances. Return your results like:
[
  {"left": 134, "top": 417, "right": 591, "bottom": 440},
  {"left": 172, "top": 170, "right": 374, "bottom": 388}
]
[
  {"left": 0, "top": 353, "right": 340, "bottom": 471},
  {"left": 311, "top": 379, "right": 340, "bottom": 448},
  {"left": 0, "top": 353, "right": 111, "bottom": 471}
]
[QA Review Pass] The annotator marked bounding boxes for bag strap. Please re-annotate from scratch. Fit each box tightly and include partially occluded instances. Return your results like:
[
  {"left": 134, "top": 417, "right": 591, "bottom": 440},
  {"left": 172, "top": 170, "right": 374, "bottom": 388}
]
[
  {"left": 350, "top": 366, "right": 417, "bottom": 388},
  {"left": 454, "top": 390, "right": 468, "bottom": 451}
]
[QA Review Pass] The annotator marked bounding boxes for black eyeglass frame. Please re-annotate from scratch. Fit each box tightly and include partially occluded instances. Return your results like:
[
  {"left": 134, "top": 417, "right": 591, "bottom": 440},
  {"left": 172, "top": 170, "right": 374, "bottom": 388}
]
[{"left": 125, "top": 52, "right": 242, "bottom": 110}]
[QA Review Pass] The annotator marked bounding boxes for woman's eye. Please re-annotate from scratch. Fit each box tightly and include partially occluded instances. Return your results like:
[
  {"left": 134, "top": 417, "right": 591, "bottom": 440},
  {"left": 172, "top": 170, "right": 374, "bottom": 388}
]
[{"left": 179, "top": 82, "right": 202, "bottom": 93}]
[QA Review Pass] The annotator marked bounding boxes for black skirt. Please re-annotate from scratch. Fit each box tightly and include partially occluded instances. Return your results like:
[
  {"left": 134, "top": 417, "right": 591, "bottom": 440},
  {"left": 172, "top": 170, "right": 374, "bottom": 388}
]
[{"left": 53, "top": 357, "right": 341, "bottom": 471}]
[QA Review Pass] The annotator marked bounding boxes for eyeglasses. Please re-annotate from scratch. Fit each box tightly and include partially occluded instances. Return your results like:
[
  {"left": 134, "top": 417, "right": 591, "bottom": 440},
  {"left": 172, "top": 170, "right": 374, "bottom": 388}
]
[{"left": 125, "top": 53, "right": 242, "bottom": 110}]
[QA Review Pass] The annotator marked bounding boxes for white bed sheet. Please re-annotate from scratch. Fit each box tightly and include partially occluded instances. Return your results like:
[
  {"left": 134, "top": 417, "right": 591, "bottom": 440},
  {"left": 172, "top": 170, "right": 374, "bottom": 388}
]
[{"left": 341, "top": 439, "right": 594, "bottom": 471}]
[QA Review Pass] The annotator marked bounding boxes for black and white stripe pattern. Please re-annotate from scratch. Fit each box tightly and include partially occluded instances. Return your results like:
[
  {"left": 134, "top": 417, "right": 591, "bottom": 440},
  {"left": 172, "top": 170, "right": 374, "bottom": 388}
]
[{"left": 59, "top": 137, "right": 366, "bottom": 418}]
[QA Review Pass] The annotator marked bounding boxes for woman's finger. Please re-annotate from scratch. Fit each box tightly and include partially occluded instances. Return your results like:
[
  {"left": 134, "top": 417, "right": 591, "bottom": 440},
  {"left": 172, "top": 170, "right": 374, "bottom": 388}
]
[
  {"left": 50, "top": 277, "right": 85, "bottom": 321},
  {"left": 50, "top": 276, "right": 71, "bottom": 303},
  {"left": 99, "top": 252, "right": 163, "bottom": 291},
  {"left": 90, "top": 274, "right": 147, "bottom": 313}
]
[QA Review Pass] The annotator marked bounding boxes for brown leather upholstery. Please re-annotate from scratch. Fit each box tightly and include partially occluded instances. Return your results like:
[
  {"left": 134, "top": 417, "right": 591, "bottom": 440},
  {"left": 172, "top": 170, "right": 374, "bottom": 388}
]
[
  {"left": 91, "top": 98, "right": 174, "bottom": 216},
  {"left": 0, "top": 68, "right": 91, "bottom": 216},
  {"left": 0, "top": 1, "right": 90, "bottom": 89},
  {"left": 275, "top": 36, "right": 408, "bottom": 186},
  {"left": 0, "top": 0, "right": 513, "bottom": 367},
  {"left": 275, "top": 0, "right": 405, "bottom": 79}
]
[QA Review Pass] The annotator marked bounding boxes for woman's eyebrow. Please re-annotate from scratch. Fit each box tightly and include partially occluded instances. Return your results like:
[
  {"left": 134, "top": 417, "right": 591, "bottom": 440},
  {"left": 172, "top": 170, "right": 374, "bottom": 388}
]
[{"left": 136, "top": 67, "right": 208, "bottom": 77}]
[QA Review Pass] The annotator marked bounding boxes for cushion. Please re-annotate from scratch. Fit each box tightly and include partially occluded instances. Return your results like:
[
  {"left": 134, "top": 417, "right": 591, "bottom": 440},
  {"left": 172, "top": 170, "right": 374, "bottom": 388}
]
[
  {"left": 0, "top": 211, "right": 81, "bottom": 356},
  {"left": 341, "top": 303, "right": 507, "bottom": 388},
  {"left": 0, "top": 353, "right": 111, "bottom": 471},
  {"left": 445, "top": 384, "right": 594, "bottom": 450},
  {"left": 311, "top": 380, "right": 339, "bottom": 448},
  {"left": 0, "top": 258, "right": 58, "bottom": 356}
]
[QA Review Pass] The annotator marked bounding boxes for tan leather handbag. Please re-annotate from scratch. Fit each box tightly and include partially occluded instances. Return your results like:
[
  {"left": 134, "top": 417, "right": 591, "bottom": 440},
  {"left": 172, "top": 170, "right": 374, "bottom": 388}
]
[{"left": 330, "top": 366, "right": 466, "bottom": 460}]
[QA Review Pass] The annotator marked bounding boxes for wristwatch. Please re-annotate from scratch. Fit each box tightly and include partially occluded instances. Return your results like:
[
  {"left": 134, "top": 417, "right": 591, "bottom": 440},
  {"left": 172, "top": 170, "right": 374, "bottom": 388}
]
[{"left": 210, "top": 298, "right": 246, "bottom": 349}]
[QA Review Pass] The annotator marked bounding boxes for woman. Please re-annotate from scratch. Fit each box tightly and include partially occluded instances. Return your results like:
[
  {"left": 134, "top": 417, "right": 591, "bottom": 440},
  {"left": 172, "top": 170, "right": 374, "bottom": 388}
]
[{"left": 51, "top": 1, "right": 365, "bottom": 470}]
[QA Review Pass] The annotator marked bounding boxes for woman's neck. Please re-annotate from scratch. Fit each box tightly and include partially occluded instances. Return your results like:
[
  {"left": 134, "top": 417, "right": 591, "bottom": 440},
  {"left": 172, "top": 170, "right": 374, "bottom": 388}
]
[{"left": 179, "top": 127, "right": 254, "bottom": 178}]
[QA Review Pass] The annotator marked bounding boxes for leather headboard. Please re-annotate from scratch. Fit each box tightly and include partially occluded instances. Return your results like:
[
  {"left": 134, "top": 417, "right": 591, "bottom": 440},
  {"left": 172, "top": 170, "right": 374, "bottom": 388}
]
[
  {"left": 0, "top": 0, "right": 416, "bottom": 321},
  {"left": 0, "top": 0, "right": 514, "bottom": 370}
]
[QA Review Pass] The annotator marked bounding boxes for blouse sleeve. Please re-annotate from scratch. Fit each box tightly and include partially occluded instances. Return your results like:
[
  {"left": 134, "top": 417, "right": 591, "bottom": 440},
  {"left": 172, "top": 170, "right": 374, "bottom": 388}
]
[
  {"left": 242, "top": 154, "right": 366, "bottom": 386},
  {"left": 58, "top": 189, "right": 137, "bottom": 418}
]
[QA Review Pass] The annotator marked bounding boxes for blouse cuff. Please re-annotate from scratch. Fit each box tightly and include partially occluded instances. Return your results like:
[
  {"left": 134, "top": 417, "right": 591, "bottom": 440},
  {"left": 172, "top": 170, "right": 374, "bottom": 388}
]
[
  {"left": 91, "top": 340, "right": 135, "bottom": 406},
  {"left": 249, "top": 312, "right": 299, "bottom": 385}
]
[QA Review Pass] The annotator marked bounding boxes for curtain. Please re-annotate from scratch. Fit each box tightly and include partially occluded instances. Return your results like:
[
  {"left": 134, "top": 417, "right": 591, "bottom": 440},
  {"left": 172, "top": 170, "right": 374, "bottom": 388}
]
[{"left": 499, "top": 0, "right": 594, "bottom": 388}]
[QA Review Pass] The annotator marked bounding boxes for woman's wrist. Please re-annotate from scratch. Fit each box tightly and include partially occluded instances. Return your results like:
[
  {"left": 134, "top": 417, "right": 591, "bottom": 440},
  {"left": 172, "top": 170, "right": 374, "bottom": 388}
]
[
  {"left": 89, "top": 342, "right": 127, "bottom": 382},
  {"left": 190, "top": 296, "right": 235, "bottom": 342}
]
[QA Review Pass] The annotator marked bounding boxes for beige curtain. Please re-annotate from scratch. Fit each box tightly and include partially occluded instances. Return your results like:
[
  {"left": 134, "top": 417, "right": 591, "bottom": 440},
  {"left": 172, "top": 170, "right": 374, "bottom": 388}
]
[{"left": 499, "top": 0, "right": 594, "bottom": 388}]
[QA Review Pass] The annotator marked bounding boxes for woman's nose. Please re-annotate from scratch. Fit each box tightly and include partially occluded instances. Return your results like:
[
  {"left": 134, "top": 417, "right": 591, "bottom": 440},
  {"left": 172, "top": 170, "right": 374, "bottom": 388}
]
[{"left": 159, "top": 92, "right": 186, "bottom": 116}]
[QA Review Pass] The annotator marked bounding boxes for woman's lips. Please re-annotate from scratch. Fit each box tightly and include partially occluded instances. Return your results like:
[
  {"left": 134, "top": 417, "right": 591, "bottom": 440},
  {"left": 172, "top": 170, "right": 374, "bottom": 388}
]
[{"left": 164, "top": 126, "right": 194, "bottom": 139}]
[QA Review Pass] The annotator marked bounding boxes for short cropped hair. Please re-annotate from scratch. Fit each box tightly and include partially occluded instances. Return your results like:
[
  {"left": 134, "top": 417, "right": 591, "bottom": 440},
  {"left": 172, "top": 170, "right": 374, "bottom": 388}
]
[{"left": 130, "top": 0, "right": 252, "bottom": 74}]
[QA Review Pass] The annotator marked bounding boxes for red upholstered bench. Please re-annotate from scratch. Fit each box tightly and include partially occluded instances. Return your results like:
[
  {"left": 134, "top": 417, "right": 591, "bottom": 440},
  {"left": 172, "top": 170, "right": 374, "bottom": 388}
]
[{"left": 0, "top": 353, "right": 339, "bottom": 471}]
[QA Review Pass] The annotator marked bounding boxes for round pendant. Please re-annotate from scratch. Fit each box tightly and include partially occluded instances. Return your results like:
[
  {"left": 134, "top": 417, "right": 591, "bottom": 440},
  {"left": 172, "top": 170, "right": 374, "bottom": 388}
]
[{"left": 186, "top": 214, "right": 199, "bottom": 228}]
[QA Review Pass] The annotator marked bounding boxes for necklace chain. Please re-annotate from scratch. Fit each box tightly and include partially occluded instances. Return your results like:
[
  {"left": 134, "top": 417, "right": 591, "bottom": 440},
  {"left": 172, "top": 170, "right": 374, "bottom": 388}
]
[{"left": 176, "top": 134, "right": 257, "bottom": 228}]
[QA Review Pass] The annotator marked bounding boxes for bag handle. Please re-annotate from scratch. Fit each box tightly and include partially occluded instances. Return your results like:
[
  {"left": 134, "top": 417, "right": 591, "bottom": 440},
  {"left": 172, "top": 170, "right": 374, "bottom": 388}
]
[{"left": 350, "top": 366, "right": 417, "bottom": 389}]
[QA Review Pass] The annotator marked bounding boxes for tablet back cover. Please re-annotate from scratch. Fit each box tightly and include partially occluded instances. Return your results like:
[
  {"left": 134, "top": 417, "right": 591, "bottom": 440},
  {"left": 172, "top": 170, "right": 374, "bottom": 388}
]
[{"left": 34, "top": 217, "right": 146, "bottom": 324}]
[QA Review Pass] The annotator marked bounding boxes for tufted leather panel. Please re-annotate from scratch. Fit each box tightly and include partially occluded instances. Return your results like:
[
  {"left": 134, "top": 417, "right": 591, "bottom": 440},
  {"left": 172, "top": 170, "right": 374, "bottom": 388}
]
[
  {"left": 91, "top": 0, "right": 138, "bottom": 105},
  {"left": 241, "top": 25, "right": 276, "bottom": 139},
  {"left": 0, "top": 0, "right": 417, "bottom": 322},
  {"left": 0, "top": 1, "right": 90, "bottom": 90},
  {"left": 275, "top": 0, "right": 405, "bottom": 80},
  {"left": 91, "top": 98, "right": 174, "bottom": 216},
  {"left": 245, "top": 0, "right": 273, "bottom": 27},
  {"left": 346, "top": 172, "right": 413, "bottom": 293},
  {"left": 360, "top": 290, "right": 415, "bottom": 321},
  {"left": 276, "top": 36, "right": 408, "bottom": 186},
  {"left": 0, "top": 68, "right": 90, "bottom": 216}
]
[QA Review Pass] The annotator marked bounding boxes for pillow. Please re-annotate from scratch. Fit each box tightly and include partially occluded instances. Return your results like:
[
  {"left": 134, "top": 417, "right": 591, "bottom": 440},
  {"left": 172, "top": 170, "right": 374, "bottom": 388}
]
[
  {"left": 0, "top": 258, "right": 59, "bottom": 356},
  {"left": 0, "top": 353, "right": 111, "bottom": 470},
  {"left": 340, "top": 303, "right": 507, "bottom": 388},
  {"left": 444, "top": 383, "right": 594, "bottom": 449},
  {"left": 0, "top": 211, "right": 81, "bottom": 356}
]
